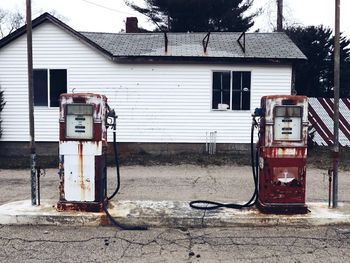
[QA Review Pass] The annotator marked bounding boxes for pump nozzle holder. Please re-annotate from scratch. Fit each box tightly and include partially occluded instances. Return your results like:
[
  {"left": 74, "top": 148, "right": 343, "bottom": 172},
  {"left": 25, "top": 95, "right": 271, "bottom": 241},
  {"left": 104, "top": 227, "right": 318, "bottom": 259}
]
[{"left": 253, "top": 107, "right": 263, "bottom": 117}]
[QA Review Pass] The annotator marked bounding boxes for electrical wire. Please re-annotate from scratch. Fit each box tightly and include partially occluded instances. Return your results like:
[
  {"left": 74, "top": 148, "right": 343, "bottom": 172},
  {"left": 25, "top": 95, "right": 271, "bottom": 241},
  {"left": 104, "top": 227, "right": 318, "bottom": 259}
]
[
  {"left": 80, "top": 0, "right": 135, "bottom": 16},
  {"left": 189, "top": 117, "right": 259, "bottom": 210},
  {"left": 79, "top": 0, "right": 159, "bottom": 31}
]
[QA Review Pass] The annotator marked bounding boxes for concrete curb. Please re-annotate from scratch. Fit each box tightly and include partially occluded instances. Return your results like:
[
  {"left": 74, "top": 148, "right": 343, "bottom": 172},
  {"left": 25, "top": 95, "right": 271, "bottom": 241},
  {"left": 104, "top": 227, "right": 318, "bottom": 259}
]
[{"left": 1, "top": 200, "right": 350, "bottom": 228}]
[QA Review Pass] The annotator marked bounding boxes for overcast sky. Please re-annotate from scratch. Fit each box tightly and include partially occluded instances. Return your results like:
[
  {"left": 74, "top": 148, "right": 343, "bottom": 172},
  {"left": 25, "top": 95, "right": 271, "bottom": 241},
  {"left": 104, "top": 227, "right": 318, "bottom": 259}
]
[{"left": 1, "top": 0, "right": 349, "bottom": 37}]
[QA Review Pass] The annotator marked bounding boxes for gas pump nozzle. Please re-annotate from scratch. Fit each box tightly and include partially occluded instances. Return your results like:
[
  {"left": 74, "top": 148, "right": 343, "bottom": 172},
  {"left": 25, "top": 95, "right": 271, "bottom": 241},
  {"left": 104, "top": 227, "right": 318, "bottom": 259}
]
[
  {"left": 107, "top": 108, "right": 116, "bottom": 118},
  {"left": 106, "top": 106, "right": 118, "bottom": 131},
  {"left": 253, "top": 107, "right": 263, "bottom": 117}
]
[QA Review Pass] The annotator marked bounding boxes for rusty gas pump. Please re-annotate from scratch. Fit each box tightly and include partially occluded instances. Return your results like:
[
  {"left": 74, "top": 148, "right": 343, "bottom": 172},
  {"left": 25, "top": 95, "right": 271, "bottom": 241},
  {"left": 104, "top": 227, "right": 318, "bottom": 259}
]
[
  {"left": 189, "top": 95, "right": 308, "bottom": 214},
  {"left": 57, "top": 93, "right": 109, "bottom": 212},
  {"left": 56, "top": 93, "right": 147, "bottom": 230},
  {"left": 256, "top": 95, "right": 308, "bottom": 214}
]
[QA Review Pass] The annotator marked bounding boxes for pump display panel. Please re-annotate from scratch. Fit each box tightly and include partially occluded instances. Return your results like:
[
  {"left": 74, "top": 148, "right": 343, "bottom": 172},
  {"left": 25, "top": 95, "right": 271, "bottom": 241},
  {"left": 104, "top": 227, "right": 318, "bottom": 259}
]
[
  {"left": 65, "top": 104, "right": 93, "bottom": 139},
  {"left": 274, "top": 106, "right": 302, "bottom": 141}
]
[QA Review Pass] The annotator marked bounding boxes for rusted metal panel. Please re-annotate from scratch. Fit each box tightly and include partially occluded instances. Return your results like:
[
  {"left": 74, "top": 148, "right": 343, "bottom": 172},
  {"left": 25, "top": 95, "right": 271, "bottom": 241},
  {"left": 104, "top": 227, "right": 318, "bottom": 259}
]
[
  {"left": 59, "top": 141, "right": 102, "bottom": 155},
  {"left": 258, "top": 95, "right": 308, "bottom": 214},
  {"left": 59, "top": 93, "right": 108, "bottom": 145},
  {"left": 59, "top": 141, "right": 103, "bottom": 202},
  {"left": 261, "top": 95, "right": 308, "bottom": 148},
  {"left": 63, "top": 143, "right": 95, "bottom": 202},
  {"left": 56, "top": 201, "right": 104, "bottom": 212},
  {"left": 57, "top": 93, "right": 108, "bottom": 212},
  {"left": 263, "top": 147, "right": 307, "bottom": 159}
]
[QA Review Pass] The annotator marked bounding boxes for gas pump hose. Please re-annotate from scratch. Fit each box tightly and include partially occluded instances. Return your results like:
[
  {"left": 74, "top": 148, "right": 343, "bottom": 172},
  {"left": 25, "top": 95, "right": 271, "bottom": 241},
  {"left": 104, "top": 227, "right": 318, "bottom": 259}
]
[
  {"left": 189, "top": 118, "right": 259, "bottom": 210},
  {"left": 103, "top": 110, "right": 147, "bottom": 230}
]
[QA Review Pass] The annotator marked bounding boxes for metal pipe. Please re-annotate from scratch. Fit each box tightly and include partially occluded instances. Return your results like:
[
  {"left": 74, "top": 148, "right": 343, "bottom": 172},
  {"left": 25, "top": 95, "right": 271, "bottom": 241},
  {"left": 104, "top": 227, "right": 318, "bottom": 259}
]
[
  {"left": 328, "top": 168, "right": 333, "bottom": 208},
  {"left": 332, "top": 0, "right": 340, "bottom": 208},
  {"left": 209, "top": 132, "right": 212, "bottom": 155},
  {"left": 37, "top": 167, "right": 41, "bottom": 206},
  {"left": 213, "top": 131, "right": 217, "bottom": 154},
  {"left": 26, "top": 0, "right": 37, "bottom": 206},
  {"left": 277, "top": 0, "right": 283, "bottom": 32},
  {"left": 206, "top": 132, "right": 208, "bottom": 153}
]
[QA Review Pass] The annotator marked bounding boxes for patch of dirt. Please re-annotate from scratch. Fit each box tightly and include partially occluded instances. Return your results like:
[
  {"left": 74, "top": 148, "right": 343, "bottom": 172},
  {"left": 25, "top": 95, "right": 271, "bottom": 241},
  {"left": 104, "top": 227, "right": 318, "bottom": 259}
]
[
  {"left": 307, "top": 146, "right": 350, "bottom": 171},
  {"left": 1, "top": 146, "right": 349, "bottom": 170}
]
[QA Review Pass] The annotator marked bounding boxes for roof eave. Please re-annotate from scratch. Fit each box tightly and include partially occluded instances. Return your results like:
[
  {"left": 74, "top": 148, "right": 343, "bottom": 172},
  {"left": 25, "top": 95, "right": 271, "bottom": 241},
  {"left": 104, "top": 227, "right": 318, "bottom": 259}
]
[{"left": 112, "top": 55, "right": 306, "bottom": 64}]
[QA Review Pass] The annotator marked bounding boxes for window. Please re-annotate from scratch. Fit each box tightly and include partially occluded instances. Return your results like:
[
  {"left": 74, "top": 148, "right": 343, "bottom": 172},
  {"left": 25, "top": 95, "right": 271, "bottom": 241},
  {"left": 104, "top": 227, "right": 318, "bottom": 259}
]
[
  {"left": 232, "top": 71, "right": 251, "bottom": 110},
  {"left": 33, "top": 69, "right": 67, "bottom": 107},
  {"left": 212, "top": 72, "right": 230, "bottom": 110},
  {"left": 212, "top": 71, "right": 251, "bottom": 110}
]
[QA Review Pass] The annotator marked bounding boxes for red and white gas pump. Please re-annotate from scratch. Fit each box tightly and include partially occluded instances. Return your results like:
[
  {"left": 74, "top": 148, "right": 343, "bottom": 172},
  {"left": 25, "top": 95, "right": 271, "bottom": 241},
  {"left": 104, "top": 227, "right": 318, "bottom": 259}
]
[
  {"left": 57, "top": 93, "right": 109, "bottom": 212},
  {"left": 189, "top": 95, "right": 309, "bottom": 214},
  {"left": 257, "top": 95, "right": 308, "bottom": 214}
]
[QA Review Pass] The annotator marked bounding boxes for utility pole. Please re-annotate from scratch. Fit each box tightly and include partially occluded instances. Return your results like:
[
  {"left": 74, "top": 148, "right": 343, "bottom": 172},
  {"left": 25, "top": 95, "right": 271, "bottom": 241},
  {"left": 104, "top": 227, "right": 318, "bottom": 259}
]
[
  {"left": 332, "top": 0, "right": 340, "bottom": 208},
  {"left": 26, "top": 0, "right": 37, "bottom": 206},
  {"left": 277, "top": 0, "right": 283, "bottom": 32}
]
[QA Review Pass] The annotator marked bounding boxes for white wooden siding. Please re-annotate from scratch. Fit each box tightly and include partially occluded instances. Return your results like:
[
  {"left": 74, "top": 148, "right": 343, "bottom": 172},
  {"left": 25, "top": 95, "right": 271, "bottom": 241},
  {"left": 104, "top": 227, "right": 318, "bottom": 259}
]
[{"left": 0, "top": 22, "right": 291, "bottom": 144}]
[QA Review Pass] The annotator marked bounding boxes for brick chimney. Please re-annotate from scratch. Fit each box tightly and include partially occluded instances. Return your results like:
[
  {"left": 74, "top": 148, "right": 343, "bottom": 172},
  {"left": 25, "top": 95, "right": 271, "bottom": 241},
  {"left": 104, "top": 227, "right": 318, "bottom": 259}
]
[{"left": 126, "top": 17, "right": 139, "bottom": 33}]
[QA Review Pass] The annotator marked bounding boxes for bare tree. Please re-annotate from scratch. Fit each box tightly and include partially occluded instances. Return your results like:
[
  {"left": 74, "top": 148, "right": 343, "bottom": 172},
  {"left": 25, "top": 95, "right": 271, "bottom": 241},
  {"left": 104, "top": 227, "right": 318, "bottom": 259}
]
[{"left": 0, "top": 9, "right": 24, "bottom": 39}]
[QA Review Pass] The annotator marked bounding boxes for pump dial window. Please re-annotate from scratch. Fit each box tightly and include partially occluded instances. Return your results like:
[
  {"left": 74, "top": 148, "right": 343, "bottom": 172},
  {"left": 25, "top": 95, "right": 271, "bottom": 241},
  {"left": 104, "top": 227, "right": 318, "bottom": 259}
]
[
  {"left": 66, "top": 104, "right": 93, "bottom": 140},
  {"left": 274, "top": 106, "right": 302, "bottom": 141}
]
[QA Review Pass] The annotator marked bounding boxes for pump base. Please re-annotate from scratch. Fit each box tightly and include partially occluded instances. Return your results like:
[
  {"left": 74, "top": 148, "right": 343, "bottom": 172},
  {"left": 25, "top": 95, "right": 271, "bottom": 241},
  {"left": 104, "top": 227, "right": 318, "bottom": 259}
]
[
  {"left": 57, "top": 200, "right": 105, "bottom": 212},
  {"left": 257, "top": 200, "right": 308, "bottom": 214}
]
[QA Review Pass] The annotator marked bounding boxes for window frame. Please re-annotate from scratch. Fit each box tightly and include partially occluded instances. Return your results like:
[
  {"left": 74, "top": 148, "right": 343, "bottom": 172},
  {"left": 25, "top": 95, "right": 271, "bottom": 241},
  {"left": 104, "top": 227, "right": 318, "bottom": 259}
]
[
  {"left": 212, "top": 70, "right": 231, "bottom": 111},
  {"left": 33, "top": 68, "right": 68, "bottom": 108},
  {"left": 211, "top": 70, "right": 251, "bottom": 111}
]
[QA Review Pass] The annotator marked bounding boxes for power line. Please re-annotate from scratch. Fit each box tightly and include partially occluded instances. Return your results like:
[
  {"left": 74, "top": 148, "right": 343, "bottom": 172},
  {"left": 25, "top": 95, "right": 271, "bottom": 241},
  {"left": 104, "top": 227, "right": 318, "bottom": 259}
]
[
  {"left": 79, "top": 0, "right": 158, "bottom": 30},
  {"left": 79, "top": 0, "right": 135, "bottom": 16}
]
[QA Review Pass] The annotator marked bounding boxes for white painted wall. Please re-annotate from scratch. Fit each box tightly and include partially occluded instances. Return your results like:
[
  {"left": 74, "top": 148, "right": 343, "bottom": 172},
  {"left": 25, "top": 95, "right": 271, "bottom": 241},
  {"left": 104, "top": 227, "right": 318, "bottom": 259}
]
[{"left": 0, "top": 22, "right": 292, "bottom": 143}]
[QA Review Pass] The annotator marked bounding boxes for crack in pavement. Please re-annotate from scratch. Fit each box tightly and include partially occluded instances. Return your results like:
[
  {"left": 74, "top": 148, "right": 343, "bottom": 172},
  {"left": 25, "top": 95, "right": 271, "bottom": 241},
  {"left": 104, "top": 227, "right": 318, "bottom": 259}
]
[
  {"left": 201, "top": 208, "right": 207, "bottom": 227},
  {"left": 1, "top": 226, "right": 350, "bottom": 262},
  {"left": 0, "top": 235, "right": 112, "bottom": 244}
]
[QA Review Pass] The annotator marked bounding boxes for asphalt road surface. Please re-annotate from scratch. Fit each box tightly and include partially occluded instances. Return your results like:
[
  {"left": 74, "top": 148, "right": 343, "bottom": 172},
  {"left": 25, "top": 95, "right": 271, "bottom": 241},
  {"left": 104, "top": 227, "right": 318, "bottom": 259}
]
[
  {"left": 1, "top": 225, "right": 350, "bottom": 262},
  {"left": 1, "top": 165, "right": 350, "bottom": 204},
  {"left": 1, "top": 165, "right": 350, "bottom": 262}
]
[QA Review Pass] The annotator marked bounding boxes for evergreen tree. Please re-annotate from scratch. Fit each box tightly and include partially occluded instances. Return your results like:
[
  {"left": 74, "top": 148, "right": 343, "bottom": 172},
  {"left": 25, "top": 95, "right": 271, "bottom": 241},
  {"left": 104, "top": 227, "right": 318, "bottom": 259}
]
[
  {"left": 125, "top": 0, "right": 256, "bottom": 32},
  {"left": 285, "top": 26, "right": 350, "bottom": 98},
  {"left": 330, "top": 35, "right": 350, "bottom": 97}
]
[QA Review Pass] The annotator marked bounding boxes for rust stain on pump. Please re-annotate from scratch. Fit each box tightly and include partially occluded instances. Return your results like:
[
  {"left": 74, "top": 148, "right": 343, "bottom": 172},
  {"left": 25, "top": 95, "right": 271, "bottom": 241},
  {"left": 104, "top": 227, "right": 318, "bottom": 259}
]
[
  {"left": 78, "top": 142, "right": 86, "bottom": 201},
  {"left": 257, "top": 95, "right": 308, "bottom": 214},
  {"left": 57, "top": 93, "right": 109, "bottom": 212}
]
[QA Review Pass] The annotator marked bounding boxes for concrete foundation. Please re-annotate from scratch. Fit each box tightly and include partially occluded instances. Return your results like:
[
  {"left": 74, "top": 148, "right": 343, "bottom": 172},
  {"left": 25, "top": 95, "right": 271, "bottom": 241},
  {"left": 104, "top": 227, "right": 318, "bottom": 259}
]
[
  {"left": 1, "top": 200, "right": 350, "bottom": 228},
  {"left": 0, "top": 141, "right": 250, "bottom": 157}
]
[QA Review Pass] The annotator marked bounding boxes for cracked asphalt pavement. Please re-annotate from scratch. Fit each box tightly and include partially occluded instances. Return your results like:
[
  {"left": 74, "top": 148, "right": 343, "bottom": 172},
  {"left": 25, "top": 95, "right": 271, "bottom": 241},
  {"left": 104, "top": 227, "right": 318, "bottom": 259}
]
[
  {"left": 1, "top": 165, "right": 350, "bottom": 262},
  {"left": 1, "top": 225, "right": 350, "bottom": 262}
]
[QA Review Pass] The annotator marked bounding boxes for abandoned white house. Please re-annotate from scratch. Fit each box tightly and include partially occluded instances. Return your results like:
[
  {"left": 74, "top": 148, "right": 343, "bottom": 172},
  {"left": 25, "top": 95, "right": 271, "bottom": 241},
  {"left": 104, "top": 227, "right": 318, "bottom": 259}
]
[{"left": 0, "top": 13, "right": 306, "bottom": 156}]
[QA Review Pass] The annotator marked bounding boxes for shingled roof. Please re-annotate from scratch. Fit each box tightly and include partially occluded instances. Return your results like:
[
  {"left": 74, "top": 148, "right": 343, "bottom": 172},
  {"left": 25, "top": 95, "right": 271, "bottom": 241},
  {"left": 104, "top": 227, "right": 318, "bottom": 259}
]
[
  {"left": 81, "top": 31, "right": 306, "bottom": 61},
  {"left": 0, "top": 12, "right": 306, "bottom": 63}
]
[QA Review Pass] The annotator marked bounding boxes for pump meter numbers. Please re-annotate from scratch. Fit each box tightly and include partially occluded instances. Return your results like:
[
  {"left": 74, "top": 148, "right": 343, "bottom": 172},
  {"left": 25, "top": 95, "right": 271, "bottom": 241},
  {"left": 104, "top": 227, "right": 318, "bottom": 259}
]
[
  {"left": 274, "top": 106, "right": 302, "bottom": 141},
  {"left": 65, "top": 104, "right": 93, "bottom": 140}
]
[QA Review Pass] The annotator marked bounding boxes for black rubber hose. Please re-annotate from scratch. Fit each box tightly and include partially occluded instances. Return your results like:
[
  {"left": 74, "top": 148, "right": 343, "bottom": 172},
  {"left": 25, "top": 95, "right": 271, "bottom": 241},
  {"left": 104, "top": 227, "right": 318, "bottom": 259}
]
[
  {"left": 189, "top": 118, "right": 259, "bottom": 210},
  {"left": 107, "top": 119, "right": 120, "bottom": 201},
  {"left": 104, "top": 113, "right": 148, "bottom": 230},
  {"left": 103, "top": 202, "right": 147, "bottom": 231}
]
